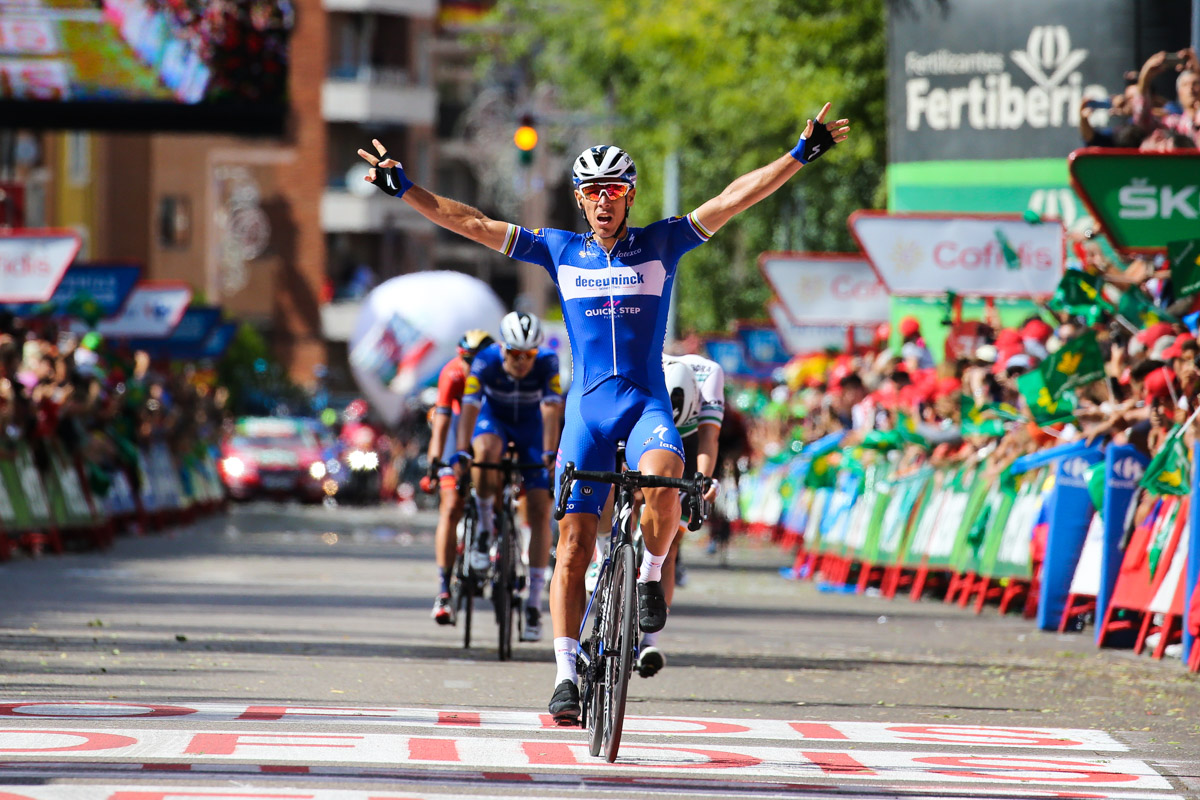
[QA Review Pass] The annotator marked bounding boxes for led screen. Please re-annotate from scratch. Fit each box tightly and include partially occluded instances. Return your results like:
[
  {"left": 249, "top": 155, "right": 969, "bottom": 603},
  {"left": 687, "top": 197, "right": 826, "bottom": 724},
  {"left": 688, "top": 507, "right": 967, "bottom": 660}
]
[{"left": 0, "top": 0, "right": 292, "bottom": 133}]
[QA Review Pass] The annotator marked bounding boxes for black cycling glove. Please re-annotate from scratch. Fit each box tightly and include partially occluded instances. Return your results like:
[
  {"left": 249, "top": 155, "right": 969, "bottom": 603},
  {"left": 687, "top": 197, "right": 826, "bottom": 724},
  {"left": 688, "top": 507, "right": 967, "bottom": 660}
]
[
  {"left": 789, "top": 117, "right": 838, "bottom": 165},
  {"left": 370, "top": 151, "right": 414, "bottom": 198}
]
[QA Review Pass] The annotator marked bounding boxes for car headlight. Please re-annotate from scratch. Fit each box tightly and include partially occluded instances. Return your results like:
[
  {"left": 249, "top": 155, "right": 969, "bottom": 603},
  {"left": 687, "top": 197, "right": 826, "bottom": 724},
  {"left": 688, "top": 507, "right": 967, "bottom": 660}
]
[
  {"left": 309, "top": 461, "right": 327, "bottom": 480},
  {"left": 222, "top": 456, "right": 246, "bottom": 478},
  {"left": 347, "top": 450, "right": 379, "bottom": 471}
]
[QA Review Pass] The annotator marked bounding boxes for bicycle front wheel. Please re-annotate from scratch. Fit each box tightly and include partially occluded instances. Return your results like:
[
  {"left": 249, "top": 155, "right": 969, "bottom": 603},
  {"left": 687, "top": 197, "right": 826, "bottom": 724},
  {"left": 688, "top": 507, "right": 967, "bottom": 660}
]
[
  {"left": 495, "top": 510, "right": 516, "bottom": 661},
  {"left": 600, "top": 541, "right": 637, "bottom": 762}
]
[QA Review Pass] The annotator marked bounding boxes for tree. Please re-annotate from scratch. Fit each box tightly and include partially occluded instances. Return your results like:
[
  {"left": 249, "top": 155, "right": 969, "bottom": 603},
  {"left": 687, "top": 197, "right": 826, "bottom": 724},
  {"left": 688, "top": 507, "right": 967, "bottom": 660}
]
[{"left": 486, "top": 0, "right": 887, "bottom": 332}]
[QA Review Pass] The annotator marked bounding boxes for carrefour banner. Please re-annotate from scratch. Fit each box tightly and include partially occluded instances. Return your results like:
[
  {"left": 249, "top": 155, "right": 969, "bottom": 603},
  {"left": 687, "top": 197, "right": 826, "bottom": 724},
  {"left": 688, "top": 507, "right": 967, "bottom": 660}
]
[
  {"left": 704, "top": 338, "right": 770, "bottom": 381},
  {"left": 126, "top": 305, "right": 221, "bottom": 355},
  {"left": 95, "top": 281, "right": 193, "bottom": 339},
  {"left": 736, "top": 324, "right": 790, "bottom": 368},
  {"left": 849, "top": 211, "right": 1064, "bottom": 297},
  {"left": 888, "top": 3, "right": 1133, "bottom": 163},
  {"left": 0, "top": 263, "right": 141, "bottom": 320},
  {"left": 758, "top": 252, "right": 889, "bottom": 325}
]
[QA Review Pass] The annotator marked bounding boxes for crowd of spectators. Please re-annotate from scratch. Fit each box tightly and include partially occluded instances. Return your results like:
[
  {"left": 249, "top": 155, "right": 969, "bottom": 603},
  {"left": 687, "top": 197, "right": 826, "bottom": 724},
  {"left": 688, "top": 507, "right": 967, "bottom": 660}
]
[
  {"left": 0, "top": 312, "right": 229, "bottom": 504},
  {"left": 1080, "top": 47, "right": 1199, "bottom": 151},
  {"left": 139, "top": 0, "right": 294, "bottom": 104},
  {"left": 730, "top": 224, "right": 1199, "bottom": 517}
]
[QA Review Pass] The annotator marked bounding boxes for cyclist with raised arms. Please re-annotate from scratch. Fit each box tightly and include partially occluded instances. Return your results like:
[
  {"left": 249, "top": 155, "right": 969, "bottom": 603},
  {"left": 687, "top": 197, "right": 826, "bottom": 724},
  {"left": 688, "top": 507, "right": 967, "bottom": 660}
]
[
  {"left": 356, "top": 103, "right": 850, "bottom": 721},
  {"left": 634, "top": 353, "right": 725, "bottom": 678},
  {"left": 422, "top": 329, "right": 494, "bottom": 626},
  {"left": 453, "top": 311, "right": 562, "bottom": 642}
]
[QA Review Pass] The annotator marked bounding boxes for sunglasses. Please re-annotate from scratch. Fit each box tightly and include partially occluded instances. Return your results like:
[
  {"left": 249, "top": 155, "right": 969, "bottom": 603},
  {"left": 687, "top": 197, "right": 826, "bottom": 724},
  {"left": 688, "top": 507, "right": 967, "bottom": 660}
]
[
  {"left": 579, "top": 183, "right": 631, "bottom": 202},
  {"left": 503, "top": 347, "right": 538, "bottom": 361}
]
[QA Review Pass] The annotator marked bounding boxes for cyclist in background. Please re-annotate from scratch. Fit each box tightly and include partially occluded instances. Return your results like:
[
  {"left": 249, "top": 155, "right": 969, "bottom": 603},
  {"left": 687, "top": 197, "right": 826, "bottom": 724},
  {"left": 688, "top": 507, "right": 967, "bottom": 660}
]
[
  {"left": 423, "top": 329, "right": 495, "bottom": 625},
  {"left": 357, "top": 102, "right": 849, "bottom": 721},
  {"left": 453, "top": 311, "right": 563, "bottom": 642},
  {"left": 635, "top": 353, "right": 724, "bottom": 678}
]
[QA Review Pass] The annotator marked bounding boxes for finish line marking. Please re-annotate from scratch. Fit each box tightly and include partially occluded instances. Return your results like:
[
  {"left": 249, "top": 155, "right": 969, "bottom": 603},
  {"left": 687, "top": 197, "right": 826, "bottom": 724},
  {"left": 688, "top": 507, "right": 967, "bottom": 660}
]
[
  {"left": 0, "top": 784, "right": 1184, "bottom": 800},
  {"left": 0, "top": 702, "right": 1126, "bottom": 751},
  {"left": 0, "top": 728, "right": 1171, "bottom": 789}
]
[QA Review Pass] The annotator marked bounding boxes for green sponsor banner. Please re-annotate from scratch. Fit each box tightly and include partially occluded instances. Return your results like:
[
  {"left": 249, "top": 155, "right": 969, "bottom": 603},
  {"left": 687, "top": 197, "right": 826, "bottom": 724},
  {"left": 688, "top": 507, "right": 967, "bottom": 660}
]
[
  {"left": 1069, "top": 149, "right": 1200, "bottom": 254},
  {"left": 888, "top": 159, "right": 1077, "bottom": 216},
  {"left": 1168, "top": 238, "right": 1200, "bottom": 298}
]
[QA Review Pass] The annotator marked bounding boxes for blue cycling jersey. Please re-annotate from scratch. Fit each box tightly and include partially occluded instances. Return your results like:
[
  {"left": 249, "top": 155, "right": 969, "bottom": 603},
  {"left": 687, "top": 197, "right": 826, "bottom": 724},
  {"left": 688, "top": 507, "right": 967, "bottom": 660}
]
[
  {"left": 461, "top": 343, "right": 562, "bottom": 426},
  {"left": 500, "top": 213, "right": 712, "bottom": 395}
]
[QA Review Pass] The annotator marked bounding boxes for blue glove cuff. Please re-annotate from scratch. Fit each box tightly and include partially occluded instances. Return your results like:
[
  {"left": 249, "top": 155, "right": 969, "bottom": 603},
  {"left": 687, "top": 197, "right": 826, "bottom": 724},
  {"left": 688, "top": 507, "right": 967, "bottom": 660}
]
[{"left": 789, "top": 137, "right": 810, "bottom": 165}]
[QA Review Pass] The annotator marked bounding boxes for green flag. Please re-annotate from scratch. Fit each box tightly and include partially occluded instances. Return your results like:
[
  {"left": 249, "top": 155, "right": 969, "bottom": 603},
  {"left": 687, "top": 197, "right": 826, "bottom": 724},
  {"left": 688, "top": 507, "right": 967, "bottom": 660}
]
[
  {"left": 1169, "top": 238, "right": 1200, "bottom": 298},
  {"left": 1016, "top": 369, "right": 1077, "bottom": 425},
  {"left": 1041, "top": 331, "right": 1106, "bottom": 399},
  {"left": 1117, "top": 287, "right": 1177, "bottom": 330},
  {"left": 960, "top": 394, "right": 1006, "bottom": 437},
  {"left": 65, "top": 292, "right": 104, "bottom": 328},
  {"left": 995, "top": 228, "right": 1021, "bottom": 270},
  {"left": 1048, "top": 270, "right": 1114, "bottom": 325},
  {"left": 896, "top": 411, "right": 930, "bottom": 449},
  {"left": 1139, "top": 425, "right": 1192, "bottom": 496}
]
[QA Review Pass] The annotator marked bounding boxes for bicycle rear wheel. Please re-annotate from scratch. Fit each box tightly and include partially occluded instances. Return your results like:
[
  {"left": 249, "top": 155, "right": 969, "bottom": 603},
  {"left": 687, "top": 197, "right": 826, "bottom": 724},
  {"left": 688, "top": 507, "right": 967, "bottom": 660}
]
[
  {"left": 495, "top": 510, "right": 516, "bottom": 661},
  {"left": 600, "top": 541, "right": 637, "bottom": 762}
]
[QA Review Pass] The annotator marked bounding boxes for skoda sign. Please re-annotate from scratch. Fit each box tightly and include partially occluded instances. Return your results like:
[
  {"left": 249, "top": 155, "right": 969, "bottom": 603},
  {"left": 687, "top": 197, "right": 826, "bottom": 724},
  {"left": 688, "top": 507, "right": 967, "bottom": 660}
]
[
  {"left": 889, "top": 3, "right": 1131, "bottom": 162},
  {"left": 1069, "top": 149, "right": 1200, "bottom": 255}
]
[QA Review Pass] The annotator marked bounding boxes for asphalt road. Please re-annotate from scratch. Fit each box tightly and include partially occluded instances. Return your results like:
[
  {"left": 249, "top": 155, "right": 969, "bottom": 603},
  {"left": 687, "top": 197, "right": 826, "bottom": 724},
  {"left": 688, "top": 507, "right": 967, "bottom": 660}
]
[{"left": 0, "top": 501, "right": 1198, "bottom": 799}]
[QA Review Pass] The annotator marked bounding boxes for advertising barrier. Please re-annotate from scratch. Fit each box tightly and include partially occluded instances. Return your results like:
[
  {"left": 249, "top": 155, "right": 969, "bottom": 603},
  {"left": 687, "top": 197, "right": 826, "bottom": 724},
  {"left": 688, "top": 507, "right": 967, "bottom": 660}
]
[
  {"left": 0, "top": 438, "right": 227, "bottom": 562},
  {"left": 755, "top": 422, "right": 1200, "bottom": 673}
]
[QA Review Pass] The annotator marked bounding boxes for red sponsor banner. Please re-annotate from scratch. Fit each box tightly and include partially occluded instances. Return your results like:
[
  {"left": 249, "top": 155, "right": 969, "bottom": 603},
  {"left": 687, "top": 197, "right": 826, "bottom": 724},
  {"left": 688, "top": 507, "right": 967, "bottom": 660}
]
[
  {"left": 848, "top": 211, "right": 1064, "bottom": 298},
  {"left": 0, "top": 228, "right": 81, "bottom": 303}
]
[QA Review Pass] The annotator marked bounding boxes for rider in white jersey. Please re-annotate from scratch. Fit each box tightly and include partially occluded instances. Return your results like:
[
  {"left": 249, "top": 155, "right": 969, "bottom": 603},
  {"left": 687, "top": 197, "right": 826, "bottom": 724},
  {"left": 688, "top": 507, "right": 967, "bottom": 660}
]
[
  {"left": 356, "top": 104, "right": 850, "bottom": 723},
  {"left": 635, "top": 353, "right": 725, "bottom": 679}
]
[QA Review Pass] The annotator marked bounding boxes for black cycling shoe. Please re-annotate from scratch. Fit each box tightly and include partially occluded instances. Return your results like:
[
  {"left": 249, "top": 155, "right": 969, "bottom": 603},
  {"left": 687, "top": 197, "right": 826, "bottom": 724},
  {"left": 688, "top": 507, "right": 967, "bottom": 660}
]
[
  {"left": 637, "top": 646, "right": 665, "bottom": 678},
  {"left": 548, "top": 680, "right": 580, "bottom": 725},
  {"left": 637, "top": 580, "right": 668, "bottom": 633}
]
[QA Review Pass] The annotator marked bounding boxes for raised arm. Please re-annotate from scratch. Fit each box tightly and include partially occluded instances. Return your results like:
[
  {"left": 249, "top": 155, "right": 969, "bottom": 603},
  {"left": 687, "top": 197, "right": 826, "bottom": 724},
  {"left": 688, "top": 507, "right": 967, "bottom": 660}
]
[
  {"left": 356, "top": 139, "right": 513, "bottom": 252},
  {"left": 691, "top": 103, "right": 850, "bottom": 236}
]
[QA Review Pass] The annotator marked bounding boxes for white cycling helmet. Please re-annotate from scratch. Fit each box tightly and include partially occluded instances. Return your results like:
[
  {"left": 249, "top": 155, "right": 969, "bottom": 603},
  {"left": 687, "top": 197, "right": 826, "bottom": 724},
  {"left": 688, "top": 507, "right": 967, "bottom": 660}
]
[
  {"left": 571, "top": 145, "right": 637, "bottom": 187},
  {"left": 663, "top": 357, "right": 700, "bottom": 428},
  {"left": 499, "top": 311, "right": 544, "bottom": 350}
]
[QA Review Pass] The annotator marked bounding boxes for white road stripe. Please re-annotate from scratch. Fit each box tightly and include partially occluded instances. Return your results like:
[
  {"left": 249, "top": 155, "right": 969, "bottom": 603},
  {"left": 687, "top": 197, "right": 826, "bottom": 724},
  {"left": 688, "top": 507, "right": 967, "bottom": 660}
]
[
  {"left": 0, "top": 728, "right": 1170, "bottom": 789},
  {"left": 0, "top": 786, "right": 1183, "bottom": 800},
  {"left": 0, "top": 701, "right": 1126, "bottom": 751}
]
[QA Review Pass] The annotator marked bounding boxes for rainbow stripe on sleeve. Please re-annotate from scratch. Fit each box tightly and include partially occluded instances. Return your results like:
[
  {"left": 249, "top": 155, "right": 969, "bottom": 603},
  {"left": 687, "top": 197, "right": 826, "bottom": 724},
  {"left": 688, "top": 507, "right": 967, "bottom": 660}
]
[
  {"left": 686, "top": 211, "right": 714, "bottom": 241},
  {"left": 500, "top": 223, "right": 520, "bottom": 256}
]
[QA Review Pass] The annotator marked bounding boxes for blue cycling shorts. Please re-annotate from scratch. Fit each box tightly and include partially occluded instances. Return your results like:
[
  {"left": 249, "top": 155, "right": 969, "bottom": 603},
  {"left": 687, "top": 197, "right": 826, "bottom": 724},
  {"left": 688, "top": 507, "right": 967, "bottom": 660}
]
[
  {"left": 472, "top": 403, "right": 549, "bottom": 491},
  {"left": 555, "top": 376, "right": 685, "bottom": 517}
]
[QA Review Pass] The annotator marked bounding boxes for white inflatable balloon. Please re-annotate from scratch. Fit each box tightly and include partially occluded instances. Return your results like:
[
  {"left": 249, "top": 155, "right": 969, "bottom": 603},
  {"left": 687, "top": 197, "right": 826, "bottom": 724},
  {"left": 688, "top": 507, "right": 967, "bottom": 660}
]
[{"left": 349, "top": 271, "right": 505, "bottom": 426}]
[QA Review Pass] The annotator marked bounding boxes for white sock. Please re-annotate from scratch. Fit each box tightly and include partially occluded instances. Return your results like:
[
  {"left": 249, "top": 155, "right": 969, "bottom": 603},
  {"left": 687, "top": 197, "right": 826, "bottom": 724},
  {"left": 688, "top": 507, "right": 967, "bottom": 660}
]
[
  {"left": 477, "top": 497, "right": 494, "bottom": 533},
  {"left": 641, "top": 630, "right": 659, "bottom": 649},
  {"left": 554, "top": 637, "right": 579, "bottom": 684},
  {"left": 639, "top": 550, "right": 666, "bottom": 583},
  {"left": 527, "top": 567, "right": 550, "bottom": 610}
]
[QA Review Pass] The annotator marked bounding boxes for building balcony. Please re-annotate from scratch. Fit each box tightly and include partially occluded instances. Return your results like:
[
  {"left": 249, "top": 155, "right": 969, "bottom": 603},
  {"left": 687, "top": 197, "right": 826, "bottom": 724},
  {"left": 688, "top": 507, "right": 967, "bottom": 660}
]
[
  {"left": 322, "top": 77, "right": 437, "bottom": 126},
  {"left": 319, "top": 300, "right": 363, "bottom": 343},
  {"left": 321, "top": 190, "right": 437, "bottom": 233},
  {"left": 321, "top": 0, "right": 436, "bottom": 16}
]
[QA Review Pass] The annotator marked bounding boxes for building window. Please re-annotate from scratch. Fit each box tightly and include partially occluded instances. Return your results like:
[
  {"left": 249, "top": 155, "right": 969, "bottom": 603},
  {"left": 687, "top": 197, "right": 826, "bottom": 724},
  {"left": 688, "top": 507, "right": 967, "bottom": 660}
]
[{"left": 159, "top": 195, "right": 191, "bottom": 248}]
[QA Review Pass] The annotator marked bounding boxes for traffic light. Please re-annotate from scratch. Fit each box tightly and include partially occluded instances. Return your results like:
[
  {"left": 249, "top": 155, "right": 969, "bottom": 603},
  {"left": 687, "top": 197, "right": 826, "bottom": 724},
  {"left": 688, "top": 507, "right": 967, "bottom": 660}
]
[{"left": 514, "top": 114, "right": 537, "bottom": 167}]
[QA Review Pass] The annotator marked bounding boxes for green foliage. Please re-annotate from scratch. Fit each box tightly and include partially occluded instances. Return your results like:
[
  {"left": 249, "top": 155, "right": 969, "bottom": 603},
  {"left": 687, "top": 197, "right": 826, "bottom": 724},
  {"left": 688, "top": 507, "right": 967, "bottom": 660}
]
[
  {"left": 216, "top": 324, "right": 310, "bottom": 416},
  {"left": 491, "top": 0, "right": 886, "bottom": 331}
]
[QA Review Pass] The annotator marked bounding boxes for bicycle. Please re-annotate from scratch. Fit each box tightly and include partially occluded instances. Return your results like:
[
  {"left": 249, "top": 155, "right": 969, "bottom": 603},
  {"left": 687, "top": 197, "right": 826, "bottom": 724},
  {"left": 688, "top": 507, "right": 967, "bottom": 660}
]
[
  {"left": 448, "top": 447, "right": 544, "bottom": 661},
  {"left": 554, "top": 443, "right": 710, "bottom": 762}
]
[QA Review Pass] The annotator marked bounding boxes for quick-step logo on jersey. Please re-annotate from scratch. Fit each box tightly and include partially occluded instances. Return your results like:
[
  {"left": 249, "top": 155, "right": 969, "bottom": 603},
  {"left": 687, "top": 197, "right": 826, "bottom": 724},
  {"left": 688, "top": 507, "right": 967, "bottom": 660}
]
[{"left": 559, "top": 262, "right": 666, "bottom": 301}]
